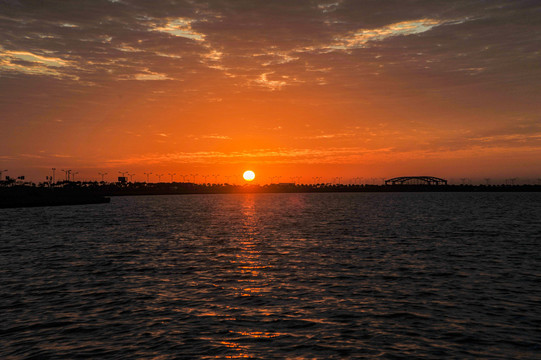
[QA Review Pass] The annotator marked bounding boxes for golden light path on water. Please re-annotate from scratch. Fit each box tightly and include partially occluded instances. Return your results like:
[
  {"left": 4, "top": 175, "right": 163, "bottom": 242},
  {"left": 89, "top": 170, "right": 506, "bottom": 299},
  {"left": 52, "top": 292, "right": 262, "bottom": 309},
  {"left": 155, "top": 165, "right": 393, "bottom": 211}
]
[{"left": 223, "top": 194, "right": 273, "bottom": 358}]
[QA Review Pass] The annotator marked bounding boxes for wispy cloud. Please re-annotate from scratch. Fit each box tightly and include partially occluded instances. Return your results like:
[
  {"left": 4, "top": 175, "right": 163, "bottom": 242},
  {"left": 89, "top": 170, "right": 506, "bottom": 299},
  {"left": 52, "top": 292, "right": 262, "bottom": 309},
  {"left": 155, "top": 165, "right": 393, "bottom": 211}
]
[
  {"left": 202, "top": 134, "right": 232, "bottom": 140},
  {"left": 317, "top": 1, "right": 342, "bottom": 14},
  {"left": 3, "top": 49, "right": 69, "bottom": 67},
  {"left": 467, "top": 133, "right": 541, "bottom": 144},
  {"left": 299, "top": 133, "right": 355, "bottom": 140},
  {"left": 104, "top": 147, "right": 394, "bottom": 165},
  {"left": 119, "top": 70, "right": 172, "bottom": 81},
  {"left": 253, "top": 73, "right": 286, "bottom": 90},
  {"left": 300, "top": 17, "right": 469, "bottom": 53},
  {"left": 151, "top": 18, "right": 205, "bottom": 41},
  {"left": 0, "top": 46, "right": 77, "bottom": 78}
]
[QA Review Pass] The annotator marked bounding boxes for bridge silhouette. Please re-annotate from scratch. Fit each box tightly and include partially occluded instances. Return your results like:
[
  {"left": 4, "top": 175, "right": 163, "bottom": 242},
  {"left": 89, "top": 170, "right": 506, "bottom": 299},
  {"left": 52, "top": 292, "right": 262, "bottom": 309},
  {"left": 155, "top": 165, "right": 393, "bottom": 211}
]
[{"left": 385, "top": 176, "right": 448, "bottom": 185}]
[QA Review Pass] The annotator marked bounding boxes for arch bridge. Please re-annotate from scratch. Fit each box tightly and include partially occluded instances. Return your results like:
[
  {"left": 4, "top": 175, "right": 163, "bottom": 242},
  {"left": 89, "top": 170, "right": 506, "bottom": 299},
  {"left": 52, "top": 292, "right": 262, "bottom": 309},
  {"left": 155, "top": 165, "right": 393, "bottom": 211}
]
[{"left": 385, "top": 176, "right": 448, "bottom": 185}]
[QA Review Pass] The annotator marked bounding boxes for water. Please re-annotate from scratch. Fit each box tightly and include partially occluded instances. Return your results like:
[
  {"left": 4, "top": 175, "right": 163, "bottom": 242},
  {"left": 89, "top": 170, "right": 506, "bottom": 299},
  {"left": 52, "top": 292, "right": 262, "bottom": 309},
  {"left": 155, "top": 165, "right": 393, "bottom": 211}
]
[{"left": 1, "top": 192, "right": 540, "bottom": 359}]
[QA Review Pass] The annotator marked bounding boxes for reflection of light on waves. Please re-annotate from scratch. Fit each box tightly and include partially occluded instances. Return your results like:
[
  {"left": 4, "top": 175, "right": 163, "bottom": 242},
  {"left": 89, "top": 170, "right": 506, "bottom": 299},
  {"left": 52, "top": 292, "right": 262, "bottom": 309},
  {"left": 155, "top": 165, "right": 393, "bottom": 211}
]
[
  {"left": 221, "top": 340, "right": 249, "bottom": 359},
  {"left": 220, "top": 194, "right": 278, "bottom": 358},
  {"left": 220, "top": 332, "right": 286, "bottom": 359},
  {"left": 234, "top": 194, "right": 271, "bottom": 298}
]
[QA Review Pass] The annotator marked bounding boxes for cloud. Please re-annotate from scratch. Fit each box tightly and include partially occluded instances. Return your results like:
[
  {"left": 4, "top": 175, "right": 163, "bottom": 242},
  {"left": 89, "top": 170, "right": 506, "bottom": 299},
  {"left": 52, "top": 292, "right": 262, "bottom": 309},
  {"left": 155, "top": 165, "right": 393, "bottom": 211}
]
[
  {"left": 151, "top": 17, "right": 205, "bottom": 41},
  {"left": 0, "top": 46, "right": 79, "bottom": 79},
  {"left": 104, "top": 147, "right": 394, "bottom": 166},
  {"left": 102, "top": 140, "right": 541, "bottom": 167},
  {"left": 3, "top": 49, "right": 69, "bottom": 67},
  {"left": 253, "top": 73, "right": 288, "bottom": 90},
  {"left": 318, "top": 1, "right": 342, "bottom": 14},
  {"left": 202, "top": 134, "right": 232, "bottom": 140},
  {"left": 133, "top": 72, "right": 171, "bottom": 81},
  {"left": 0, "top": 1, "right": 536, "bottom": 88},
  {"left": 327, "top": 18, "right": 468, "bottom": 51},
  {"left": 298, "top": 133, "right": 355, "bottom": 140}
]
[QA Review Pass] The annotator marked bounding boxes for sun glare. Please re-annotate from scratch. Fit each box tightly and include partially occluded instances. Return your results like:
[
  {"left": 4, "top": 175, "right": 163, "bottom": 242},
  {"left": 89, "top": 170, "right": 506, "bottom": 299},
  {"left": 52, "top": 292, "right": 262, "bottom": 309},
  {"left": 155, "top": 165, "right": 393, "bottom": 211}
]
[{"left": 243, "top": 170, "right": 255, "bottom": 181}]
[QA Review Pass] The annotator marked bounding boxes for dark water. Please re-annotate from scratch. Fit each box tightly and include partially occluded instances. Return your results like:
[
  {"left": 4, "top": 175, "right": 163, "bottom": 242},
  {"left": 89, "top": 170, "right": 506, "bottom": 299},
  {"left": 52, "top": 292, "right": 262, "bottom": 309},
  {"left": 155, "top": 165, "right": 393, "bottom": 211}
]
[{"left": 1, "top": 192, "right": 540, "bottom": 359}]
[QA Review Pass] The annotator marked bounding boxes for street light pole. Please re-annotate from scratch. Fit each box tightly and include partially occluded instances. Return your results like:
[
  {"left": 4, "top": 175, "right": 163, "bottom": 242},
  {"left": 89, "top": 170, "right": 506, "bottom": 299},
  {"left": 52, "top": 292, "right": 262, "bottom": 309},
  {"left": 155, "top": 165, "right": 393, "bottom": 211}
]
[
  {"left": 144, "top": 172, "right": 152, "bottom": 183},
  {"left": 61, "top": 169, "right": 71, "bottom": 182},
  {"left": 168, "top": 173, "right": 176, "bottom": 182},
  {"left": 98, "top": 172, "right": 107, "bottom": 182}
]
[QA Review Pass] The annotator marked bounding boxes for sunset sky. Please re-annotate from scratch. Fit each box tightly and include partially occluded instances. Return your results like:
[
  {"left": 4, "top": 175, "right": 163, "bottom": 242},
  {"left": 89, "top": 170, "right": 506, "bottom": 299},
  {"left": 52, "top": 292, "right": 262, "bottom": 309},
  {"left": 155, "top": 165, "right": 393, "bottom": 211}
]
[{"left": 1, "top": 0, "right": 540, "bottom": 183}]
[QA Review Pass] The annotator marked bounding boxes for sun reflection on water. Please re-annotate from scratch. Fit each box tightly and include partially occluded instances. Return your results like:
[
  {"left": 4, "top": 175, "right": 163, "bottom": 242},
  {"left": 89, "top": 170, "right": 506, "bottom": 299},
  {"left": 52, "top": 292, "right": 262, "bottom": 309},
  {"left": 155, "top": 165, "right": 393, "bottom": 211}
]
[
  {"left": 231, "top": 194, "right": 272, "bottom": 298},
  {"left": 212, "top": 194, "right": 279, "bottom": 357}
]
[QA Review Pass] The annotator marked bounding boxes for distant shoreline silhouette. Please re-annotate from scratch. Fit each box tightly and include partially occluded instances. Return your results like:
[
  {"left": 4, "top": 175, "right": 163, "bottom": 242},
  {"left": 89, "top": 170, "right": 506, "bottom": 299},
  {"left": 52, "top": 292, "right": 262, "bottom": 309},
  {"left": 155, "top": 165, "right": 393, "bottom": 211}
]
[{"left": 1, "top": 182, "right": 540, "bottom": 208}]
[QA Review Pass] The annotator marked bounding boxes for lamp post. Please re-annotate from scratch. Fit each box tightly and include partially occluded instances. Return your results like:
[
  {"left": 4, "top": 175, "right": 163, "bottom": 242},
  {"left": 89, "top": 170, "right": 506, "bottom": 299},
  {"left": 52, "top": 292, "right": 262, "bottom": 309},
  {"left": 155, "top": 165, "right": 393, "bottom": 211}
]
[
  {"left": 61, "top": 169, "right": 71, "bottom": 181},
  {"left": 190, "top": 173, "right": 198, "bottom": 183},
  {"left": 51, "top": 168, "right": 56, "bottom": 184},
  {"left": 168, "top": 173, "right": 176, "bottom": 182},
  {"left": 98, "top": 172, "right": 107, "bottom": 182},
  {"left": 157, "top": 174, "right": 164, "bottom": 182},
  {"left": 129, "top": 173, "right": 135, "bottom": 182},
  {"left": 72, "top": 172, "right": 79, "bottom": 182},
  {"left": 144, "top": 172, "right": 152, "bottom": 183}
]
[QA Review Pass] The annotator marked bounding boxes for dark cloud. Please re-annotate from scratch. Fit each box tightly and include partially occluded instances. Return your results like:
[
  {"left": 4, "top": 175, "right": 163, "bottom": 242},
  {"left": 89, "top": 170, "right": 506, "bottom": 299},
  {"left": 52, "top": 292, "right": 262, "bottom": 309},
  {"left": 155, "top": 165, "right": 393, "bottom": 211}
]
[{"left": 1, "top": 0, "right": 539, "bottom": 83}]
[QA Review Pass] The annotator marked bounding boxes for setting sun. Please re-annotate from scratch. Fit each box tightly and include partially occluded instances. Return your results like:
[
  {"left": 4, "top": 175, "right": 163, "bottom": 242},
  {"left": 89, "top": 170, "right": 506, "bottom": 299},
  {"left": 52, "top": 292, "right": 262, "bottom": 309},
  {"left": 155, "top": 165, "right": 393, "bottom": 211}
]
[{"left": 243, "top": 170, "right": 255, "bottom": 182}]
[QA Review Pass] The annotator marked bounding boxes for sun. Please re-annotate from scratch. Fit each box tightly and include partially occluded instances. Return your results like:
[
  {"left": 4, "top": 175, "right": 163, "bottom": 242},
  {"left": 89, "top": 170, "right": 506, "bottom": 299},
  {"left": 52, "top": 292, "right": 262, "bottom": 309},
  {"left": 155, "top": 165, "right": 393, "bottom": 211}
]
[{"left": 243, "top": 170, "right": 255, "bottom": 181}]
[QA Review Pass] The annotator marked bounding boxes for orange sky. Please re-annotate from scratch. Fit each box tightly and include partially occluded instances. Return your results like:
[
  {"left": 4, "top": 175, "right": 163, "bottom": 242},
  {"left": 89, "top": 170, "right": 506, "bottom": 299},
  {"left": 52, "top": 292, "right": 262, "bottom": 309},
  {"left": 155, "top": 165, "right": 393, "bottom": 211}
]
[{"left": 1, "top": 1, "right": 540, "bottom": 183}]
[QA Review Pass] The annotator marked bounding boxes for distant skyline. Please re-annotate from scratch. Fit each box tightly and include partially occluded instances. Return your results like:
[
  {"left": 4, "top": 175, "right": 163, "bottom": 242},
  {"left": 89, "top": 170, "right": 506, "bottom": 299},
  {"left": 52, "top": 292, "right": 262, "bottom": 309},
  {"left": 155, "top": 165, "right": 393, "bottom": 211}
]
[{"left": 1, "top": 0, "right": 540, "bottom": 181}]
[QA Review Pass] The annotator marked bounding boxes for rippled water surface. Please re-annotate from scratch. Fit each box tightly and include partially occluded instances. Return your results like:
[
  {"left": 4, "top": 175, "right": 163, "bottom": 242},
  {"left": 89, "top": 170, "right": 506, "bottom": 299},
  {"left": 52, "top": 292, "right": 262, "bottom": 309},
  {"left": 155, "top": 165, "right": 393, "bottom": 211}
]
[{"left": 1, "top": 192, "right": 540, "bottom": 359}]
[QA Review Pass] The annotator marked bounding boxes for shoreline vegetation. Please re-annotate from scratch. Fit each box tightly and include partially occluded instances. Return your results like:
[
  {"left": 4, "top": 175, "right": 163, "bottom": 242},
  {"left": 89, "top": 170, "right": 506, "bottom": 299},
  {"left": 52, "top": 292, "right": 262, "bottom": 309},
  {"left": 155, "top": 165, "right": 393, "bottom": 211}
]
[{"left": 1, "top": 182, "right": 540, "bottom": 208}]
